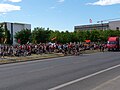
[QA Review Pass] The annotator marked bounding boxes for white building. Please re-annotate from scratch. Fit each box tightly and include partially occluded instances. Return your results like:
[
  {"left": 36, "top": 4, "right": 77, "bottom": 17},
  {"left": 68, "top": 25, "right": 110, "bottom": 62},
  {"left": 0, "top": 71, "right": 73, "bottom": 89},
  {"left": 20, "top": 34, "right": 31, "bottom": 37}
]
[
  {"left": 109, "top": 21, "right": 120, "bottom": 30},
  {"left": 75, "top": 20, "right": 120, "bottom": 31},
  {"left": 0, "top": 22, "right": 31, "bottom": 44}
]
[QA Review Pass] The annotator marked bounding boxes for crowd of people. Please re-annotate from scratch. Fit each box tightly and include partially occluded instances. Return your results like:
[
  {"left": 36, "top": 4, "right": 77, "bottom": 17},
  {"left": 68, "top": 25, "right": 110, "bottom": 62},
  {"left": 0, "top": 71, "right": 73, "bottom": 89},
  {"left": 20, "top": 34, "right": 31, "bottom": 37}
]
[{"left": 0, "top": 42, "right": 106, "bottom": 58}]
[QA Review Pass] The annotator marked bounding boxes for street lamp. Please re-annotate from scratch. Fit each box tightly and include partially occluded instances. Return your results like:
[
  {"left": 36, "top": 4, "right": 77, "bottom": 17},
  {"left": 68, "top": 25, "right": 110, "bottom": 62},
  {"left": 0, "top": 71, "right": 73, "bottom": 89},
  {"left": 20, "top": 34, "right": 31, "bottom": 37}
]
[{"left": 97, "top": 20, "right": 103, "bottom": 30}]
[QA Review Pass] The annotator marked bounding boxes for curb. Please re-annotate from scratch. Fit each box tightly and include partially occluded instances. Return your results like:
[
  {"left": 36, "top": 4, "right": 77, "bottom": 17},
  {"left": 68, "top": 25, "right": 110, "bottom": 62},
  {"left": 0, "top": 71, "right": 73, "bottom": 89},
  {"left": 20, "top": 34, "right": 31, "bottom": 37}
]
[
  {"left": 0, "top": 50, "right": 101, "bottom": 65},
  {"left": 0, "top": 53, "right": 65, "bottom": 65}
]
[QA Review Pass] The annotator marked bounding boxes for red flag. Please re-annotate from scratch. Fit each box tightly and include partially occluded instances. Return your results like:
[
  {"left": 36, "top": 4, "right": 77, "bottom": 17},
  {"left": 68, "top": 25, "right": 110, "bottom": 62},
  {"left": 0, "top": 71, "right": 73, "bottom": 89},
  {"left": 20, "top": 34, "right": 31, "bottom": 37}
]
[
  {"left": 85, "top": 40, "right": 91, "bottom": 43},
  {"left": 89, "top": 19, "right": 92, "bottom": 23},
  {"left": 18, "top": 39, "right": 21, "bottom": 43},
  {"left": 51, "top": 37, "right": 56, "bottom": 41}
]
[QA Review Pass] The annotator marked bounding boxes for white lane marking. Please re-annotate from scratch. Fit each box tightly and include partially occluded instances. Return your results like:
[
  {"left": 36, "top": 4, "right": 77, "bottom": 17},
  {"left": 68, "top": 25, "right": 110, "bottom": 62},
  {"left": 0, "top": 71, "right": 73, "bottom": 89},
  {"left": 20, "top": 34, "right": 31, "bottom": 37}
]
[
  {"left": 48, "top": 64, "right": 120, "bottom": 90},
  {"left": 92, "top": 75, "right": 120, "bottom": 90}
]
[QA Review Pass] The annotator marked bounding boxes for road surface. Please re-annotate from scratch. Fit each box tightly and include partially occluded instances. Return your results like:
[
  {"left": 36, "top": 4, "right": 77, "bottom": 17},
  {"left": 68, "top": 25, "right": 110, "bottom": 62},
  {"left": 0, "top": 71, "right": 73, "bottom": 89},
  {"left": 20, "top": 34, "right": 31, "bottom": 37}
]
[{"left": 0, "top": 51, "right": 120, "bottom": 90}]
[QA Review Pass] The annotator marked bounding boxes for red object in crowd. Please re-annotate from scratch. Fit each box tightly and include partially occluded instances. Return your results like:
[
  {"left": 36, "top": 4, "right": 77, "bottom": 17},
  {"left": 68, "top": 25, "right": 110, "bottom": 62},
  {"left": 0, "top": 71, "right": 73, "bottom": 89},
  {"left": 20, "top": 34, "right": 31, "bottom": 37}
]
[
  {"left": 18, "top": 39, "right": 21, "bottom": 43},
  {"left": 85, "top": 40, "right": 91, "bottom": 43}
]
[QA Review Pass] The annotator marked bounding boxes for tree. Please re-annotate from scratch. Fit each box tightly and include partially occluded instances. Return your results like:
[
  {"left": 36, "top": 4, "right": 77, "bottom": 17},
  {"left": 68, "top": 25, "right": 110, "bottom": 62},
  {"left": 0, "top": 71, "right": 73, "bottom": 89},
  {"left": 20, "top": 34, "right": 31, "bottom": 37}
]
[
  {"left": 0, "top": 27, "right": 4, "bottom": 43},
  {"left": 14, "top": 26, "right": 120, "bottom": 44},
  {"left": 90, "top": 30, "right": 100, "bottom": 42},
  {"left": 14, "top": 29, "right": 31, "bottom": 44},
  {"left": 74, "top": 30, "right": 86, "bottom": 42},
  {"left": 49, "top": 30, "right": 61, "bottom": 43},
  {"left": 4, "top": 29, "right": 10, "bottom": 44},
  {"left": 31, "top": 27, "right": 52, "bottom": 43},
  {"left": 0, "top": 27, "right": 10, "bottom": 44}
]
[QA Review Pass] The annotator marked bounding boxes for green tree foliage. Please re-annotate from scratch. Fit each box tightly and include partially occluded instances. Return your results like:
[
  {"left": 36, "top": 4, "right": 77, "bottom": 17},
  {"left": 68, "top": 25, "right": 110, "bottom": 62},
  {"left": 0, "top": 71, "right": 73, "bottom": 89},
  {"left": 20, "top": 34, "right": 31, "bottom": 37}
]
[
  {"left": 13, "top": 27, "right": 120, "bottom": 44},
  {"left": 0, "top": 27, "right": 4, "bottom": 43},
  {"left": 75, "top": 30, "right": 86, "bottom": 42},
  {"left": 4, "top": 29, "right": 10, "bottom": 44},
  {"left": 60, "top": 31, "right": 71, "bottom": 43},
  {"left": 31, "top": 27, "right": 52, "bottom": 44},
  {"left": 85, "top": 30, "right": 91, "bottom": 40},
  {"left": 90, "top": 30, "right": 100, "bottom": 42},
  {"left": 49, "top": 30, "right": 61, "bottom": 43},
  {"left": 14, "top": 29, "right": 31, "bottom": 44},
  {"left": 50, "top": 30, "right": 74, "bottom": 43},
  {"left": 0, "top": 27, "right": 10, "bottom": 44}
]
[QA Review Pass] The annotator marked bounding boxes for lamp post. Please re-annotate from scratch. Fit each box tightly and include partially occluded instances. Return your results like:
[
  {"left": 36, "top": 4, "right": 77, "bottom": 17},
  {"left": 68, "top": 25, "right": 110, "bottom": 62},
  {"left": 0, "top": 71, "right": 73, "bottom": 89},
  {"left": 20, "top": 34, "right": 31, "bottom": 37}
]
[
  {"left": 97, "top": 20, "right": 103, "bottom": 30},
  {"left": 101, "top": 21, "right": 103, "bottom": 30}
]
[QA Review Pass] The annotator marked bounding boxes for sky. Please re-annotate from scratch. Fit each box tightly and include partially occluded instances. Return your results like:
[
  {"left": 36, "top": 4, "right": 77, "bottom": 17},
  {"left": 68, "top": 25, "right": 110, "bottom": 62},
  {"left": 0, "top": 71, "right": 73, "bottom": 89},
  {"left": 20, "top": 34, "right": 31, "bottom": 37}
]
[{"left": 0, "top": 0, "right": 120, "bottom": 32}]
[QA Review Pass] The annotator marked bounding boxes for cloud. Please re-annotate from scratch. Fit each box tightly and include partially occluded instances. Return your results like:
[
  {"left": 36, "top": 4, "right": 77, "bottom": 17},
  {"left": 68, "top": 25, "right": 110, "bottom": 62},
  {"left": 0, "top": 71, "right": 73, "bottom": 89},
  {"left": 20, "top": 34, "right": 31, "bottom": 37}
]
[
  {"left": 87, "top": 0, "right": 120, "bottom": 6},
  {"left": 50, "top": 6, "right": 56, "bottom": 9},
  {"left": 49, "top": 0, "right": 65, "bottom": 10},
  {"left": 4, "top": 0, "right": 22, "bottom": 3},
  {"left": 58, "top": 0, "right": 65, "bottom": 3},
  {"left": 0, "top": 4, "right": 21, "bottom": 13}
]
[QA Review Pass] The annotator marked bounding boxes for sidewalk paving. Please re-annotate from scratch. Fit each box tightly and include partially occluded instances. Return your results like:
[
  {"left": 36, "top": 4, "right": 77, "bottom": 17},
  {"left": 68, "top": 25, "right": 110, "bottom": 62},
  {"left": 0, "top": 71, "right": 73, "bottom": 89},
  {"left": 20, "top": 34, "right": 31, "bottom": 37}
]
[
  {"left": 0, "top": 49, "right": 101, "bottom": 64},
  {"left": 0, "top": 53, "right": 64, "bottom": 64},
  {"left": 93, "top": 75, "right": 120, "bottom": 90}
]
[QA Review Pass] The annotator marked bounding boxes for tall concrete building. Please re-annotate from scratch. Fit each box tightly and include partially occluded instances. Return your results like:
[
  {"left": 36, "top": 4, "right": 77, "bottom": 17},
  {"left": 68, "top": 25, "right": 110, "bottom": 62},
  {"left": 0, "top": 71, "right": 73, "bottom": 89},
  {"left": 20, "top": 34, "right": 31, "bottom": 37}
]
[
  {"left": 74, "top": 20, "right": 120, "bottom": 31},
  {"left": 0, "top": 22, "right": 31, "bottom": 44}
]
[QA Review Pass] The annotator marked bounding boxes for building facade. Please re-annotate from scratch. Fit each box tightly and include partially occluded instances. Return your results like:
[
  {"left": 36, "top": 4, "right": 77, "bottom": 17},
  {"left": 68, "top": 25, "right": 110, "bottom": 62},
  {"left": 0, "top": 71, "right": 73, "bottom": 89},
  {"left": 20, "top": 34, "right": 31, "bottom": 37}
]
[
  {"left": 0, "top": 22, "right": 31, "bottom": 44},
  {"left": 74, "top": 20, "right": 120, "bottom": 31}
]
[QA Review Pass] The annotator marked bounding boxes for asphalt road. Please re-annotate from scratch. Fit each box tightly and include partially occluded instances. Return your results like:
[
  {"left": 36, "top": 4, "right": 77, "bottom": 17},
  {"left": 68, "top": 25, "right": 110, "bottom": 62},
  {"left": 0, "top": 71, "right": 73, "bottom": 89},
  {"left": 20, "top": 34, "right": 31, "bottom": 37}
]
[{"left": 0, "top": 51, "right": 120, "bottom": 90}]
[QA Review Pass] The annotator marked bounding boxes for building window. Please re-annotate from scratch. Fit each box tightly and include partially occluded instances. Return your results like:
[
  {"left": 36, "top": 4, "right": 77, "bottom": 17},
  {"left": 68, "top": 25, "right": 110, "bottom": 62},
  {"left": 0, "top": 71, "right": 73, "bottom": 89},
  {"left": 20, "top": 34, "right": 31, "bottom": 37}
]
[{"left": 116, "top": 27, "right": 119, "bottom": 30}]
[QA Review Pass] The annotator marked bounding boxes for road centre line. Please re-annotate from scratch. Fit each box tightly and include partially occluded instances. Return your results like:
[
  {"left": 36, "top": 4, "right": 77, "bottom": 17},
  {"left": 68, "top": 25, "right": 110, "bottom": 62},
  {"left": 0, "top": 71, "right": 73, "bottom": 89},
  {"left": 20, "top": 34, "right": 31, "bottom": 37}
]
[{"left": 48, "top": 64, "right": 120, "bottom": 90}]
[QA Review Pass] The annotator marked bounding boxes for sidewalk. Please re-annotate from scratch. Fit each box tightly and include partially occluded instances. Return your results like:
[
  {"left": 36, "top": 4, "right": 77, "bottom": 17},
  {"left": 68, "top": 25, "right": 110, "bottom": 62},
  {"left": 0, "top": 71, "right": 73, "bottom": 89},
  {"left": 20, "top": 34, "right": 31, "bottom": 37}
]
[
  {"left": 93, "top": 75, "right": 120, "bottom": 90},
  {"left": 0, "top": 53, "right": 64, "bottom": 64},
  {"left": 0, "top": 49, "right": 101, "bottom": 65}
]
